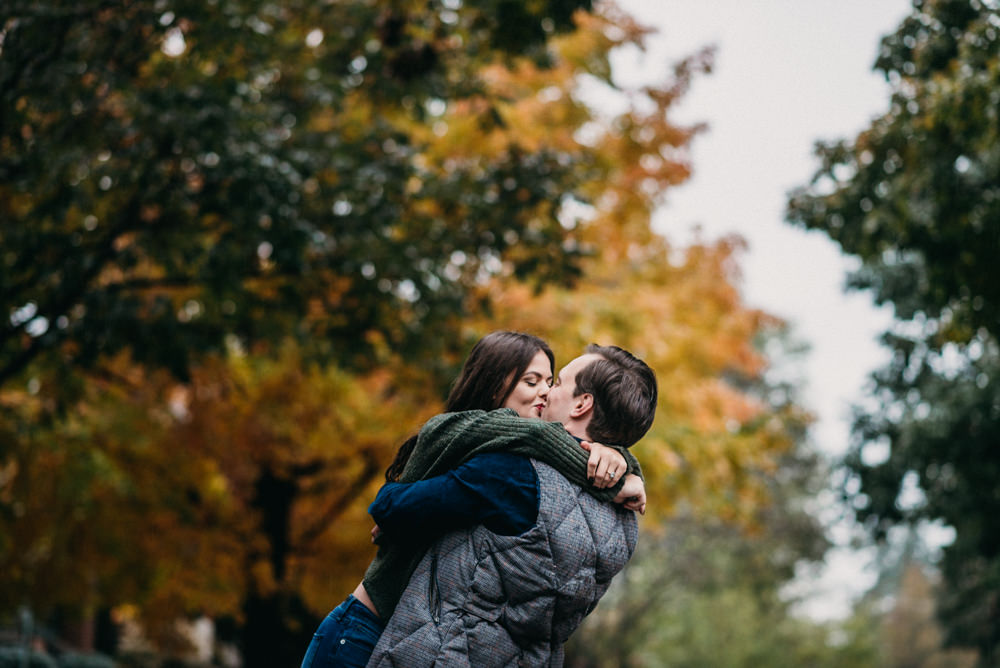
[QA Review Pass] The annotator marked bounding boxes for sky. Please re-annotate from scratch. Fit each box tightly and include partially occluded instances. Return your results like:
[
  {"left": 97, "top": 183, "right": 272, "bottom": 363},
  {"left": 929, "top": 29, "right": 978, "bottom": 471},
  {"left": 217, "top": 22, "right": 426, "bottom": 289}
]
[{"left": 608, "top": 0, "right": 914, "bottom": 619}]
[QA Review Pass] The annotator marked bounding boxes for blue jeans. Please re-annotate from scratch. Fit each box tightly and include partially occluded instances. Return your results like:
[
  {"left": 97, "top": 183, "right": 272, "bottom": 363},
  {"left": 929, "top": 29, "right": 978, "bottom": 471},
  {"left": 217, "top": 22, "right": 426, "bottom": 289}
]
[{"left": 300, "top": 595, "right": 385, "bottom": 668}]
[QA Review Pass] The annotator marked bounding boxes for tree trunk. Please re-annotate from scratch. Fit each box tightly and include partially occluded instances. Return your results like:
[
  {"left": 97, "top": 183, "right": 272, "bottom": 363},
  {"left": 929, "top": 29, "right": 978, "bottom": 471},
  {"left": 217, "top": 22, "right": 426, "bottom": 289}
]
[{"left": 240, "top": 467, "right": 319, "bottom": 668}]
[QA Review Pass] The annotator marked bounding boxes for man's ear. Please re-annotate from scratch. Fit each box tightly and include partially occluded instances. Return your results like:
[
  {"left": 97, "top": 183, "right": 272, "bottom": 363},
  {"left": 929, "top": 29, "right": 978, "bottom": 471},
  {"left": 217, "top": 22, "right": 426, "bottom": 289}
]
[{"left": 569, "top": 392, "right": 594, "bottom": 419}]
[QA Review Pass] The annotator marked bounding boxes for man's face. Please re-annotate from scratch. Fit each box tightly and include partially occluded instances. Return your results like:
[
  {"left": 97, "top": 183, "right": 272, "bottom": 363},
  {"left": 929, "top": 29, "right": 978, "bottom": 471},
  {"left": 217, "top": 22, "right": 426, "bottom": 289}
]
[{"left": 541, "top": 353, "right": 601, "bottom": 425}]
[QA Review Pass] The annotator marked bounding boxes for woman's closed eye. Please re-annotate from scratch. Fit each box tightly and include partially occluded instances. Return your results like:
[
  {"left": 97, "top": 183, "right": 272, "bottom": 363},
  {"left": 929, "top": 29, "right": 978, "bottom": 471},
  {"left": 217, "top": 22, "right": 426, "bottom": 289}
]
[{"left": 522, "top": 373, "right": 544, "bottom": 387}]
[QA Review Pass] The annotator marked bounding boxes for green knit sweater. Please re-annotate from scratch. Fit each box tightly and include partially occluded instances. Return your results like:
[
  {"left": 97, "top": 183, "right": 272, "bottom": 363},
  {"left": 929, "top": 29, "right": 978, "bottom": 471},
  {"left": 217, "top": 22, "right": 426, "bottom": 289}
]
[{"left": 361, "top": 408, "right": 643, "bottom": 619}]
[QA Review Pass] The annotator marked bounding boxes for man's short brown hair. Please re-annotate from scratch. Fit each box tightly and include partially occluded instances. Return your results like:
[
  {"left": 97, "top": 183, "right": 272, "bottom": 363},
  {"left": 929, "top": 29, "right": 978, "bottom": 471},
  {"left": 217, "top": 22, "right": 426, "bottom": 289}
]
[{"left": 573, "top": 344, "right": 658, "bottom": 447}]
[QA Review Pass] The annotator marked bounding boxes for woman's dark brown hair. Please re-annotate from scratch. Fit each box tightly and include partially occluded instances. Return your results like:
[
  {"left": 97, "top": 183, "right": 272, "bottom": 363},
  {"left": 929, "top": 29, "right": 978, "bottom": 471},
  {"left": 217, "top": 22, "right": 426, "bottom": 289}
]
[{"left": 384, "top": 331, "right": 554, "bottom": 481}]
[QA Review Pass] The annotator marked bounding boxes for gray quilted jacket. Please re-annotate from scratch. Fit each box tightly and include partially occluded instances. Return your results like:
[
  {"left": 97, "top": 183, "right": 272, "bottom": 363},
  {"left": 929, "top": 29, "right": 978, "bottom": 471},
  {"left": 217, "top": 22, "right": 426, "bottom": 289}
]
[{"left": 366, "top": 459, "right": 638, "bottom": 667}]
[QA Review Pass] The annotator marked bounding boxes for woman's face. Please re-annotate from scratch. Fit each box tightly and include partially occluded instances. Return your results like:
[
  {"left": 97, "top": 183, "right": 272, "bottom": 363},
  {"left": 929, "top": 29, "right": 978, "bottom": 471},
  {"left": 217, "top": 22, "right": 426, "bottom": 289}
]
[{"left": 502, "top": 350, "right": 553, "bottom": 419}]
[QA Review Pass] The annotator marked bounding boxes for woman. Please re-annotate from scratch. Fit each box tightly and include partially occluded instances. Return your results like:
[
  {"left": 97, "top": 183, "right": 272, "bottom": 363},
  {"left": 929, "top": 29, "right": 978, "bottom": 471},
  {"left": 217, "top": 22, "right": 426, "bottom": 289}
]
[{"left": 300, "top": 332, "right": 643, "bottom": 668}]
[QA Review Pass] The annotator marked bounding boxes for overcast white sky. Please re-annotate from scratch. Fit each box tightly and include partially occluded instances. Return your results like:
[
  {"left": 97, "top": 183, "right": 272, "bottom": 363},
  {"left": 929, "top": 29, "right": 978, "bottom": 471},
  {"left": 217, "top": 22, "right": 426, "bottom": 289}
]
[{"left": 609, "top": 0, "right": 913, "bottom": 619}]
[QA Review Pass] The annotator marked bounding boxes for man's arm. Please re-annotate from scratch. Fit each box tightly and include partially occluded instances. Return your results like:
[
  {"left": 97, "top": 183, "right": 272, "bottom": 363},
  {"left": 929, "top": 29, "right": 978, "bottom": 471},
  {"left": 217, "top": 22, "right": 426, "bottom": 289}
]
[{"left": 370, "top": 452, "right": 538, "bottom": 538}]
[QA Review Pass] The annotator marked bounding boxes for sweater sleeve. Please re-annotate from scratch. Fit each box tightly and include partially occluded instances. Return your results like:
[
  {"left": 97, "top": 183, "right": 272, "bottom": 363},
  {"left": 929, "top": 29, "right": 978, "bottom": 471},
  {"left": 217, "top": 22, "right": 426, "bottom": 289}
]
[
  {"left": 369, "top": 453, "right": 538, "bottom": 538},
  {"left": 401, "top": 409, "right": 628, "bottom": 502}
]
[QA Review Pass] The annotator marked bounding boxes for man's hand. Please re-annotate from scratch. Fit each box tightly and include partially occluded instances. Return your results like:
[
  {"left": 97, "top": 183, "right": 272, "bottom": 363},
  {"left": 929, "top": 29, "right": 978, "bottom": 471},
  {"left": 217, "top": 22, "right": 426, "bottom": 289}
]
[
  {"left": 613, "top": 474, "right": 646, "bottom": 515},
  {"left": 580, "top": 441, "right": 628, "bottom": 489}
]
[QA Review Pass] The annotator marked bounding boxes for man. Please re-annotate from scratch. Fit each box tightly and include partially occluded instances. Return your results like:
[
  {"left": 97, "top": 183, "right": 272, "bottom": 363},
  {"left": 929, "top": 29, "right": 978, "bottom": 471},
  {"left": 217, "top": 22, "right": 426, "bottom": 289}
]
[{"left": 366, "top": 344, "right": 657, "bottom": 666}]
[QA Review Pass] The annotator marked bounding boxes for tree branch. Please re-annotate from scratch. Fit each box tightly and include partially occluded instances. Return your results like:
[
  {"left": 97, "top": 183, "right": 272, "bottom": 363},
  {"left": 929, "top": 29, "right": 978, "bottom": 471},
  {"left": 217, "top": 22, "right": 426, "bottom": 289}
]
[
  {"left": 295, "top": 448, "right": 381, "bottom": 551},
  {"left": 101, "top": 277, "right": 199, "bottom": 293}
]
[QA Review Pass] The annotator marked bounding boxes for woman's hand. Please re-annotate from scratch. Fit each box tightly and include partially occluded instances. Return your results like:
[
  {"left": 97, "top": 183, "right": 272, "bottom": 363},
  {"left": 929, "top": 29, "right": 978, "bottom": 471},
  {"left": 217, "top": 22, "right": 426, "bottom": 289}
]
[
  {"left": 613, "top": 474, "right": 646, "bottom": 515},
  {"left": 580, "top": 441, "right": 628, "bottom": 489}
]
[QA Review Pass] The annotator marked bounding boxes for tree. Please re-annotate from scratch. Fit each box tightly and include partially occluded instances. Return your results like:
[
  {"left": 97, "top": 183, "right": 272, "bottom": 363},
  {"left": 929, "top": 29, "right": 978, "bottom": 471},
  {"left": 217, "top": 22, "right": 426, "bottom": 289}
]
[
  {"left": 443, "top": 15, "right": 795, "bottom": 525},
  {"left": 786, "top": 1, "right": 1000, "bottom": 662},
  {"left": 479, "top": 237, "right": 807, "bottom": 526},
  {"left": 881, "top": 563, "right": 978, "bottom": 668},
  {"left": 0, "top": 345, "right": 436, "bottom": 663},
  {"left": 0, "top": 0, "right": 594, "bottom": 393}
]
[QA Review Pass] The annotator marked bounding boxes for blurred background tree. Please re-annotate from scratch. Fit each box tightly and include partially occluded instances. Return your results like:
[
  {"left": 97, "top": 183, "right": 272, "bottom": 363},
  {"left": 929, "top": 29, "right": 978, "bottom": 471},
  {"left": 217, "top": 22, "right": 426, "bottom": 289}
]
[
  {"left": 0, "top": 0, "right": 602, "bottom": 390},
  {"left": 787, "top": 0, "right": 1000, "bottom": 664},
  {"left": 878, "top": 564, "right": 978, "bottom": 668}
]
